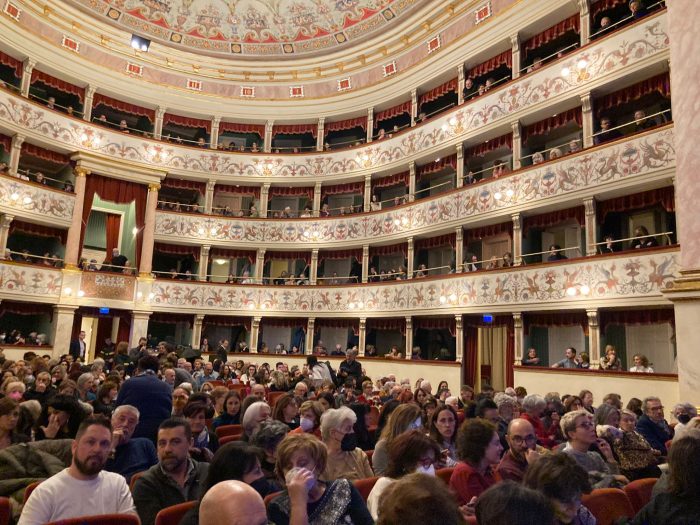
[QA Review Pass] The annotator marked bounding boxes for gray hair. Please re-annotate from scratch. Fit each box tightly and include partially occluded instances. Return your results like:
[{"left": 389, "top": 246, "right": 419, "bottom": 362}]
[
  {"left": 320, "top": 406, "right": 357, "bottom": 441},
  {"left": 241, "top": 401, "right": 271, "bottom": 435},
  {"left": 113, "top": 404, "right": 140, "bottom": 420},
  {"left": 673, "top": 403, "right": 698, "bottom": 418},
  {"left": 642, "top": 397, "right": 661, "bottom": 413},
  {"left": 522, "top": 394, "right": 546, "bottom": 413},
  {"left": 494, "top": 392, "right": 518, "bottom": 409},
  {"left": 250, "top": 420, "right": 289, "bottom": 451},
  {"left": 77, "top": 373, "right": 94, "bottom": 389},
  {"left": 593, "top": 403, "right": 619, "bottom": 427}
]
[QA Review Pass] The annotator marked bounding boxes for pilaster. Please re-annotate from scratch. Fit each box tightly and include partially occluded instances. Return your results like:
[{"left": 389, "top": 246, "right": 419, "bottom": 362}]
[
  {"left": 64, "top": 167, "right": 89, "bottom": 269},
  {"left": 255, "top": 249, "right": 266, "bottom": 282},
  {"left": 199, "top": 245, "right": 211, "bottom": 281},
  {"left": 310, "top": 249, "right": 319, "bottom": 285},
  {"left": 20, "top": 59, "right": 35, "bottom": 97},
  {"left": 191, "top": 314, "right": 205, "bottom": 350},
  {"left": 9, "top": 134, "right": 25, "bottom": 175},
  {"left": 511, "top": 34, "right": 521, "bottom": 79},
  {"left": 586, "top": 309, "right": 600, "bottom": 368},
  {"left": 455, "top": 227, "right": 464, "bottom": 273},
  {"left": 361, "top": 245, "right": 369, "bottom": 283},
  {"left": 358, "top": 317, "right": 367, "bottom": 356},
  {"left": 138, "top": 183, "right": 159, "bottom": 276},
  {"left": 154, "top": 107, "right": 166, "bottom": 140},
  {"left": 511, "top": 121, "right": 522, "bottom": 170},
  {"left": 513, "top": 312, "right": 524, "bottom": 364},
  {"left": 83, "top": 85, "right": 96, "bottom": 122},
  {"left": 512, "top": 213, "right": 523, "bottom": 266},
  {"left": 581, "top": 93, "right": 594, "bottom": 148},
  {"left": 306, "top": 318, "right": 316, "bottom": 354},
  {"left": 455, "top": 315, "right": 464, "bottom": 363},
  {"left": 316, "top": 118, "right": 325, "bottom": 152},
  {"left": 366, "top": 108, "right": 374, "bottom": 143},
  {"left": 363, "top": 174, "right": 372, "bottom": 212},
  {"left": 210, "top": 116, "right": 221, "bottom": 150},
  {"left": 264, "top": 121, "right": 274, "bottom": 153},
  {"left": 584, "top": 198, "right": 597, "bottom": 256},
  {"left": 407, "top": 237, "right": 414, "bottom": 279},
  {"left": 404, "top": 316, "right": 413, "bottom": 360},
  {"left": 205, "top": 180, "right": 216, "bottom": 214},
  {"left": 456, "top": 144, "right": 464, "bottom": 187}
]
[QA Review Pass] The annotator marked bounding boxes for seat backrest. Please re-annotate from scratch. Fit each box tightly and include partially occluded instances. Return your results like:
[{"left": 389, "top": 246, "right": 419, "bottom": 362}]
[
  {"left": 365, "top": 449, "right": 374, "bottom": 467},
  {"left": 267, "top": 391, "right": 286, "bottom": 407},
  {"left": 0, "top": 497, "right": 10, "bottom": 525},
  {"left": 219, "top": 434, "right": 243, "bottom": 445},
  {"left": 23, "top": 481, "right": 41, "bottom": 503},
  {"left": 129, "top": 471, "right": 146, "bottom": 493},
  {"left": 46, "top": 514, "right": 141, "bottom": 525},
  {"left": 436, "top": 467, "right": 455, "bottom": 485},
  {"left": 623, "top": 478, "right": 657, "bottom": 514},
  {"left": 352, "top": 477, "right": 379, "bottom": 502},
  {"left": 582, "top": 488, "right": 635, "bottom": 525},
  {"left": 215, "top": 424, "right": 244, "bottom": 439},
  {"left": 155, "top": 501, "right": 197, "bottom": 525}
]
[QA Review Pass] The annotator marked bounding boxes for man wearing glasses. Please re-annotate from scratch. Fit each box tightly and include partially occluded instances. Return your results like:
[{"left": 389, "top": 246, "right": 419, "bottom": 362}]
[
  {"left": 496, "top": 419, "right": 542, "bottom": 482},
  {"left": 636, "top": 396, "right": 673, "bottom": 456}
]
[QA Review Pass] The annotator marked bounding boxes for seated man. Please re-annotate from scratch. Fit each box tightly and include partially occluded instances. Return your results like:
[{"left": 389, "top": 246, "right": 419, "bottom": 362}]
[
  {"left": 132, "top": 417, "right": 209, "bottom": 525},
  {"left": 199, "top": 480, "right": 268, "bottom": 525},
  {"left": 19, "top": 415, "right": 136, "bottom": 525},
  {"left": 636, "top": 396, "right": 673, "bottom": 456},
  {"left": 105, "top": 405, "right": 158, "bottom": 483},
  {"left": 496, "top": 419, "right": 542, "bottom": 482}
]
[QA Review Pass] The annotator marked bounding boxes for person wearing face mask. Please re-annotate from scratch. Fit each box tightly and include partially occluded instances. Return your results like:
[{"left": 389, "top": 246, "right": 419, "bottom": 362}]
[
  {"left": 251, "top": 420, "right": 290, "bottom": 481},
  {"left": 268, "top": 433, "right": 373, "bottom": 525},
  {"left": 367, "top": 429, "right": 441, "bottom": 520},
  {"left": 290, "top": 400, "right": 325, "bottom": 439},
  {"left": 0, "top": 397, "right": 29, "bottom": 449},
  {"left": 371, "top": 403, "right": 423, "bottom": 475},
  {"left": 320, "top": 406, "right": 374, "bottom": 481},
  {"left": 3, "top": 380, "right": 25, "bottom": 402}
]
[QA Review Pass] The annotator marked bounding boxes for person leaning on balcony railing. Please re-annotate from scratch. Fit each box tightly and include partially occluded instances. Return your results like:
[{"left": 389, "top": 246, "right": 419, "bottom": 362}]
[
  {"left": 632, "top": 225, "right": 659, "bottom": 249},
  {"left": 594, "top": 117, "right": 623, "bottom": 145}
]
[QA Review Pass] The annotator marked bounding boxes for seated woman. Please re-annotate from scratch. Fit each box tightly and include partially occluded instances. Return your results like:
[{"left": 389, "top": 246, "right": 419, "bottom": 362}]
[
  {"left": 34, "top": 394, "right": 85, "bottom": 440},
  {"left": 0, "top": 397, "right": 29, "bottom": 449},
  {"left": 428, "top": 405, "right": 458, "bottom": 467},
  {"left": 367, "top": 429, "right": 440, "bottom": 520},
  {"left": 632, "top": 225, "right": 658, "bottom": 249},
  {"left": 184, "top": 400, "right": 219, "bottom": 462},
  {"left": 613, "top": 409, "right": 661, "bottom": 481},
  {"left": 241, "top": 401, "right": 272, "bottom": 442},
  {"left": 523, "top": 453, "right": 596, "bottom": 525},
  {"left": 320, "top": 406, "right": 374, "bottom": 481},
  {"left": 212, "top": 390, "right": 241, "bottom": 430},
  {"left": 599, "top": 345, "right": 622, "bottom": 371},
  {"left": 272, "top": 394, "right": 300, "bottom": 431},
  {"left": 520, "top": 394, "right": 558, "bottom": 448},
  {"left": 268, "top": 433, "right": 373, "bottom": 525},
  {"left": 629, "top": 353, "right": 654, "bottom": 373},
  {"left": 251, "top": 420, "right": 290, "bottom": 480},
  {"left": 372, "top": 403, "right": 423, "bottom": 475},
  {"left": 449, "top": 419, "right": 503, "bottom": 508},
  {"left": 290, "top": 400, "right": 325, "bottom": 439}
]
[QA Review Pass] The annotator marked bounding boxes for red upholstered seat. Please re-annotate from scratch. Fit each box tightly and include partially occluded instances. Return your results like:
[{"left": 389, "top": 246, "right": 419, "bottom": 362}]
[
  {"left": 215, "top": 424, "right": 243, "bottom": 439},
  {"left": 267, "top": 391, "right": 286, "bottom": 407},
  {"left": 0, "top": 497, "right": 10, "bottom": 525},
  {"left": 23, "top": 481, "right": 41, "bottom": 503},
  {"left": 436, "top": 467, "right": 455, "bottom": 485},
  {"left": 582, "top": 488, "right": 635, "bottom": 525},
  {"left": 353, "top": 477, "right": 379, "bottom": 502},
  {"left": 155, "top": 501, "right": 197, "bottom": 525},
  {"left": 365, "top": 449, "right": 374, "bottom": 467},
  {"left": 218, "top": 434, "right": 243, "bottom": 445},
  {"left": 264, "top": 491, "right": 282, "bottom": 508},
  {"left": 465, "top": 516, "right": 478, "bottom": 524},
  {"left": 129, "top": 471, "right": 145, "bottom": 493},
  {"left": 46, "top": 514, "right": 140, "bottom": 525},
  {"left": 624, "top": 478, "right": 657, "bottom": 514}
]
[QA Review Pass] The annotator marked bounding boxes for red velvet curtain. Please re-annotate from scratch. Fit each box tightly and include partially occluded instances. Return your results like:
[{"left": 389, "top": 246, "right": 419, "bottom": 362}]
[
  {"left": 523, "top": 206, "right": 585, "bottom": 234},
  {"left": 523, "top": 14, "right": 580, "bottom": 52},
  {"left": 592, "top": 0, "right": 630, "bottom": 17},
  {"left": 0, "top": 134, "right": 11, "bottom": 152},
  {"left": 465, "top": 222, "right": 513, "bottom": 242},
  {"left": 523, "top": 108, "right": 583, "bottom": 142},
  {"left": 260, "top": 318, "right": 306, "bottom": 328},
  {"left": 367, "top": 318, "right": 405, "bottom": 335},
  {"left": 94, "top": 317, "right": 113, "bottom": 349},
  {"left": 321, "top": 181, "right": 364, "bottom": 198},
  {"left": 0, "top": 51, "right": 22, "bottom": 78},
  {"left": 150, "top": 312, "right": 194, "bottom": 326},
  {"left": 163, "top": 113, "right": 211, "bottom": 132},
  {"left": 31, "top": 70, "right": 85, "bottom": 101},
  {"left": 203, "top": 316, "right": 251, "bottom": 329},
  {"left": 326, "top": 116, "right": 367, "bottom": 133},
  {"left": 524, "top": 312, "right": 588, "bottom": 335},
  {"left": 215, "top": 184, "right": 261, "bottom": 198},
  {"left": 466, "top": 134, "right": 512, "bottom": 157},
  {"left": 318, "top": 249, "right": 362, "bottom": 262},
  {"left": 93, "top": 94, "right": 156, "bottom": 121},
  {"left": 374, "top": 101, "right": 412, "bottom": 127},
  {"left": 463, "top": 315, "right": 515, "bottom": 386},
  {"left": 79, "top": 174, "right": 147, "bottom": 265},
  {"left": 419, "top": 78, "right": 458, "bottom": 105},
  {"left": 598, "top": 187, "right": 675, "bottom": 221},
  {"left": 414, "top": 317, "right": 456, "bottom": 336},
  {"left": 269, "top": 186, "right": 314, "bottom": 199},
  {"left": 600, "top": 308, "right": 675, "bottom": 334},
  {"left": 161, "top": 178, "right": 206, "bottom": 195},
  {"left": 415, "top": 233, "right": 455, "bottom": 251},
  {"left": 418, "top": 154, "right": 457, "bottom": 176},
  {"left": 0, "top": 301, "right": 53, "bottom": 318},
  {"left": 10, "top": 220, "right": 67, "bottom": 243},
  {"left": 154, "top": 243, "right": 201, "bottom": 261},
  {"left": 265, "top": 251, "right": 311, "bottom": 263},
  {"left": 595, "top": 72, "right": 671, "bottom": 116},
  {"left": 21, "top": 143, "right": 70, "bottom": 165},
  {"left": 209, "top": 248, "right": 255, "bottom": 262},
  {"left": 272, "top": 124, "right": 317, "bottom": 138},
  {"left": 218, "top": 121, "right": 265, "bottom": 136},
  {"left": 467, "top": 50, "right": 513, "bottom": 78},
  {"left": 373, "top": 171, "right": 409, "bottom": 189},
  {"left": 105, "top": 214, "right": 121, "bottom": 260},
  {"left": 369, "top": 243, "right": 406, "bottom": 257},
  {"left": 464, "top": 324, "right": 478, "bottom": 386}
]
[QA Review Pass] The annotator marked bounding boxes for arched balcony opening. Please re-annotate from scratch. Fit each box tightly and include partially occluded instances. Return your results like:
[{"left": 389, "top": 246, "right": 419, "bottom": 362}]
[
  {"left": 268, "top": 186, "right": 313, "bottom": 218},
  {"left": 416, "top": 155, "right": 456, "bottom": 200},
  {"left": 521, "top": 107, "right": 583, "bottom": 167},
  {"left": 203, "top": 316, "right": 250, "bottom": 354},
  {"left": 208, "top": 248, "right": 256, "bottom": 284},
  {"left": 157, "top": 178, "right": 206, "bottom": 214},
  {"left": 320, "top": 182, "right": 364, "bottom": 216},
  {"left": 591, "top": 0, "right": 666, "bottom": 40},
  {"left": 414, "top": 316, "right": 456, "bottom": 361},
  {"left": 317, "top": 249, "right": 362, "bottom": 285},
  {"left": 264, "top": 251, "right": 311, "bottom": 285},
  {"left": 152, "top": 243, "right": 199, "bottom": 281},
  {"left": 371, "top": 171, "right": 409, "bottom": 210},
  {"left": 524, "top": 311, "right": 589, "bottom": 368},
  {"left": 148, "top": 313, "right": 195, "bottom": 350},
  {"left": 521, "top": 13, "right": 580, "bottom": 74},
  {"left": 7, "top": 220, "right": 66, "bottom": 267},
  {"left": 414, "top": 234, "right": 455, "bottom": 277},
  {"left": 522, "top": 206, "right": 586, "bottom": 264},
  {"left": 463, "top": 49, "right": 512, "bottom": 101},
  {"left": 463, "top": 133, "right": 513, "bottom": 184},
  {"left": 463, "top": 222, "right": 513, "bottom": 272},
  {"left": 0, "top": 301, "right": 54, "bottom": 347},
  {"left": 212, "top": 185, "right": 260, "bottom": 217},
  {"left": 366, "top": 318, "right": 405, "bottom": 359},
  {"left": 259, "top": 318, "right": 306, "bottom": 354},
  {"left": 368, "top": 243, "right": 407, "bottom": 281},
  {"left": 417, "top": 78, "right": 458, "bottom": 122},
  {"left": 313, "top": 319, "right": 359, "bottom": 355},
  {"left": 373, "top": 101, "right": 411, "bottom": 140},
  {"left": 0, "top": 50, "right": 22, "bottom": 92}
]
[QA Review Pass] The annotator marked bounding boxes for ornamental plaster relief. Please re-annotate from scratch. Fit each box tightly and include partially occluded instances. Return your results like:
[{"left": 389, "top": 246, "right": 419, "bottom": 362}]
[
  {"left": 0, "top": 174, "right": 75, "bottom": 225},
  {"left": 0, "top": 263, "right": 63, "bottom": 300},
  {"left": 154, "top": 127, "right": 676, "bottom": 247}
]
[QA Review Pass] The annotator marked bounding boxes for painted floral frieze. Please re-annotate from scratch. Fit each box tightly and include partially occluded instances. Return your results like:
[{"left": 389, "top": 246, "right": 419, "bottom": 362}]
[
  {"left": 0, "top": 175, "right": 75, "bottom": 224},
  {"left": 0, "top": 262, "right": 63, "bottom": 299}
]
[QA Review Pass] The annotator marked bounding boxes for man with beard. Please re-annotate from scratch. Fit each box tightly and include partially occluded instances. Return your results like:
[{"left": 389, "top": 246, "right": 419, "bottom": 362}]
[
  {"left": 132, "top": 417, "right": 209, "bottom": 525},
  {"left": 496, "top": 419, "right": 543, "bottom": 482},
  {"left": 105, "top": 405, "right": 158, "bottom": 483},
  {"left": 19, "top": 416, "right": 135, "bottom": 525}
]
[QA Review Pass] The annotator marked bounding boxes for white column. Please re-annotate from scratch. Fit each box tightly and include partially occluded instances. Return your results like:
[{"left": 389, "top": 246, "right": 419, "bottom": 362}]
[
  {"left": 511, "top": 34, "right": 521, "bottom": 79},
  {"left": 154, "top": 107, "right": 166, "bottom": 140},
  {"left": 366, "top": 108, "right": 374, "bottom": 143},
  {"left": 410, "top": 89, "right": 418, "bottom": 126},
  {"left": 511, "top": 121, "right": 522, "bottom": 170},
  {"left": 51, "top": 306, "right": 77, "bottom": 359},
  {"left": 584, "top": 198, "right": 597, "bottom": 256},
  {"left": 408, "top": 162, "right": 416, "bottom": 202},
  {"left": 192, "top": 314, "right": 205, "bottom": 349},
  {"left": 512, "top": 213, "right": 523, "bottom": 266},
  {"left": 455, "top": 227, "right": 463, "bottom": 273},
  {"left": 581, "top": 93, "right": 594, "bottom": 148},
  {"left": 407, "top": 237, "right": 414, "bottom": 279},
  {"left": 313, "top": 182, "right": 322, "bottom": 216},
  {"left": 83, "top": 85, "right": 95, "bottom": 122},
  {"left": 358, "top": 318, "right": 367, "bottom": 357},
  {"left": 579, "top": 0, "right": 591, "bottom": 46},
  {"left": 404, "top": 316, "right": 413, "bottom": 360},
  {"left": 306, "top": 318, "right": 315, "bottom": 354},
  {"left": 361, "top": 245, "right": 369, "bottom": 283},
  {"left": 9, "top": 134, "right": 25, "bottom": 175},
  {"left": 260, "top": 183, "right": 270, "bottom": 217},
  {"left": 316, "top": 118, "right": 325, "bottom": 151},
  {"left": 456, "top": 144, "right": 464, "bottom": 187},
  {"left": 210, "top": 116, "right": 221, "bottom": 150},
  {"left": 587, "top": 309, "right": 600, "bottom": 368},
  {"left": 20, "top": 59, "right": 35, "bottom": 97},
  {"left": 205, "top": 180, "right": 216, "bottom": 214},
  {"left": 250, "top": 317, "right": 261, "bottom": 353},
  {"left": 513, "top": 312, "right": 524, "bottom": 364},
  {"left": 138, "top": 184, "right": 159, "bottom": 276},
  {"left": 0, "top": 214, "right": 13, "bottom": 255},
  {"left": 199, "top": 245, "right": 210, "bottom": 281},
  {"left": 254, "top": 249, "right": 266, "bottom": 283},
  {"left": 457, "top": 64, "right": 465, "bottom": 105},
  {"left": 264, "top": 121, "right": 274, "bottom": 152},
  {"left": 310, "top": 249, "right": 319, "bottom": 285},
  {"left": 363, "top": 174, "right": 372, "bottom": 212},
  {"left": 455, "top": 315, "right": 464, "bottom": 363},
  {"left": 129, "top": 312, "right": 152, "bottom": 348},
  {"left": 64, "top": 167, "right": 89, "bottom": 269}
]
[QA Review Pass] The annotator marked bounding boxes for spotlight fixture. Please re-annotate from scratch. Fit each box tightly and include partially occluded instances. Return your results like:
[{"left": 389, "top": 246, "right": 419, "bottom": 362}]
[{"left": 131, "top": 35, "right": 151, "bottom": 52}]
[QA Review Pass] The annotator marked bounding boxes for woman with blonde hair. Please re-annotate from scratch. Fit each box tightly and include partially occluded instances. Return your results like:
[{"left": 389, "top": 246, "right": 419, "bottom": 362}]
[
  {"left": 371, "top": 403, "right": 423, "bottom": 475},
  {"left": 599, "top": 345, "right": 622, "bottom": 371}
]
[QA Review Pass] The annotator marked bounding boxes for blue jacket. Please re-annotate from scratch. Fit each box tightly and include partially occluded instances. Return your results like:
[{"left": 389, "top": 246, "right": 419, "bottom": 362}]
[
  {"left": 636, "top": 414, "right": 672, "bottom": 455},
  {"left": 115, "top": 373, "right": 172, "bottom": 442}
]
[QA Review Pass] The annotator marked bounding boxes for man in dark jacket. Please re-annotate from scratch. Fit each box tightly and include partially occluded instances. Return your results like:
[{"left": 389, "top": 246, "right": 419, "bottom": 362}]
[
  {"left": 115, "top": 356, "right": 172, "bottom": 442},
  {"left": 338, "top": 349, "right": 362, "bottom": 389},
  {"left": 132, "top": 418, "right": 208, "bottom": 525},
  {"left": 636, "top": 396, "right": 673, "bottom": 456}
]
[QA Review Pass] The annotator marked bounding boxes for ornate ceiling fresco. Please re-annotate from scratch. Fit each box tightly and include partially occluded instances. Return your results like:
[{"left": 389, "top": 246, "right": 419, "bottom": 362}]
[{"left": 67, "top": 0, "right": 423, "bottom": 57}]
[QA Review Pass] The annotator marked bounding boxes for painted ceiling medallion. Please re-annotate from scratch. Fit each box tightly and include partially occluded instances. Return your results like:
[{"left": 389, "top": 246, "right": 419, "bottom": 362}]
[{"left": 67, "top": 0, "right": 423, "bottom": 57}]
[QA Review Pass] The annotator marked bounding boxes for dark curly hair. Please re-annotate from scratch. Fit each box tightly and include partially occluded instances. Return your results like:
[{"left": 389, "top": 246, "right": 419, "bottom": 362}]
[{"left": 456, "top": 419, "right": 496, "bottom": 465}]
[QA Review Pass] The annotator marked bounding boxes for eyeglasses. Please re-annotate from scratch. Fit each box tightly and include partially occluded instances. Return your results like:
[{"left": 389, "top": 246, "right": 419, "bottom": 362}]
[
  {"left": 649, "top": 406, "right": 665, "bottom": 412},
  {"left": 510, "top": 434, "right": 537, "bottom": 445},
  {"left": 577, "top": 421, "right": 594, "bottom": 429}
]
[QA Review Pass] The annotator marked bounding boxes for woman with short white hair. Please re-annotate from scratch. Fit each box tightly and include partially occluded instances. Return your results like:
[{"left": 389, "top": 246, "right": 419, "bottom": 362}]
[
  {"left": 320, "top": 406, "right": 373, "bottom": 481},
  {"left": 241, "top": 401, "right": 271, "bottom": 441}
]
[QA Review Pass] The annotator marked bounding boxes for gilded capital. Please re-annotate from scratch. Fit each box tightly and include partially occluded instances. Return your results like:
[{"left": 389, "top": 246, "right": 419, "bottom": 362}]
[
  {"left": 148, "top": 183, "right": 161, "bottom": 192},
  {"left": 74, "top": 167, "right": 90, "bottom": 177}
]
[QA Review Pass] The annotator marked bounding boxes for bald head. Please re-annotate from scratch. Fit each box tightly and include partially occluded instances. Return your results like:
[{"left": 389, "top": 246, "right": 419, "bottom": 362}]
[{"left": 200, "top": 481, "right": 267, "bottom": 525}]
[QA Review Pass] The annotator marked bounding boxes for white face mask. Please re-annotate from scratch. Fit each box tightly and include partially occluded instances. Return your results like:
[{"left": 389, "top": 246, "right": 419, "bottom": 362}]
[
  {"left": 415, "top": 464, "right": 436, "bottom": 476},
  {"left": 300, "top": 417, "right": 315, "bottom": 432}
]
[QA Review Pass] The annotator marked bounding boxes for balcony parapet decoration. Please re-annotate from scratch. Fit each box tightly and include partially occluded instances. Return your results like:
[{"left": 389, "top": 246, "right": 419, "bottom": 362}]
[
  {"left": 0, "top": 14, "right": 669, "bottom": 184},
  {"left": 0, "top": 262, "right": 62, "bottom": 302},
  {"left": 154, "top": 127, "right": 676, "bottom": 248},
  {"left": 0, "top": 173, "right": 75, "bottom": 226}
]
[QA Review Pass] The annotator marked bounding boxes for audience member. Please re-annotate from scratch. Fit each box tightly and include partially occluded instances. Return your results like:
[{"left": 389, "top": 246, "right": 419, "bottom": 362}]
[
  {"left": 199, "top": 480, "right": 268, "bottom": 525},
  {"left": 496, "top": 418, "right": 542, "bottom": 482},
  {"left": 105, "top": 405, "right": 158, "bottom": 482},
  {"left": 636, "top": 396, "right": 673, "bottom": 456},
  {"left": 320, "top": 406, "right": 373, "bottom": 481},
  {"left": 372, "top": 403, "right": 422, "bottom": 475},
  {"left": 475, "top": 482, "right": 555, "bottom": 525}
]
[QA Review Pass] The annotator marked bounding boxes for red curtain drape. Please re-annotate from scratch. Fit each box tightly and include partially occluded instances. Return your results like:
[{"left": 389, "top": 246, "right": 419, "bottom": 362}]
[
  {"left": 326, "top": 116, "right": 368, "bottom": 133},
  {"left": 104, "top": 214, "right": 121, "bottom": 259},
  {"left": 0, "top": 50, "right": 22, "bottom": 78},
  {"left": 464, "top": 324, "right": 478, "bottom": 386},
  {"left": 318, "top": 249, "right": 362, "bottom": 262},
  {"left": 373, "top": 171, "right": 409, "bottom": 189},
  {"left": 218, "top": 121, "right": 265, "bottom": 136},
  {"left": 419, "top": 78, "right": 458, "bottom": 105},
  {"left": 418, "top": 154, "right": 457, "bottom": 176},
  {"left": 522, "top": 108, "right": 583, "bottom": 141},
  {"left": 79, "top": 174, "right": 147, "bottom": 265},
  {"left": 415, "top": 233, "right": 455, "bottom": 251},
  {"left": 523, "top": 206, "right": 585, "bottom": 234},
  {"left": 260, "top": 318, "right": 306, "bottom": 328},
  {"left": 524, "top": 312, "right": 588, "bottom": 335},
  {"left": 465, "top": 222, "right": 513, "bottom": 242},
  {"left": 414, "top": 317, "right": 456, "bottom": 336},
  {"left": 321, "top": 181, "right": 364, "bottom": 198},
  {"left": 523, "top": 14, "right": 580, "bottom": 52},
  {"left": 265, "top": 251, "right": 311, "bottom": 263},
  {"left": 21, "top": 143, "right": 70, "bottom": 165},
  {"left": 592, "top": 0, "right": 629, "bottom": 17},
  {"left": 30, "top": 70, "right": 85, "bottom": 101},
  {"left": 467, "top": 50, "right": 513, "bottom": 78},
  {"left": 367, "top": 318, "right": 406, "bottom": 334},
  {"left": 154, "top": 243, "right": 201, "bottom": 261},
  {"left": 462, "top": 315, "right": 515, "bottom": 387},
  {"left": 374, "top": 101, "right": 412, "bottom": 127},
  {"left": 116, "top": 314, "right": 131, "bottom": 343},
  {"left": 466, "top": 134, "right": 513, "bottom": 157},
  {"left": 209, "top": 248, "right": 255, "bottom": 262},
  {"left": 369, "top": 243, "right": 406, "bottom": 257},
  {"left": 595, "top": 72, "right": 671, "bottom": 116},
  {"left": 161, "top": 178, "right": 206, "bottom": 195},
  {"left": 9, "top": 220, "right": 67, "bottom": 243},
  {"left": 599, "top": 308, "right": 675, "bottom": 334},
  {"left": 203, "top": 316, "right": 251, "bottom": 329},
  {"left": 269, "top": 186, "right": 314, "bottom": 199},
  {"left": 0, "top": 301, "right": 53, "bottom": 318},
  {"left": 272, "top": 124, "right": 317, "bottom": 138},
  {"left": 215, "top": 184, "right": 261, "bottom": 199},
  {"left": 150, "top": 312, "right": 195, "bottom": 327},
  {"left": 94, "top": 317, "right": 112, "bottom": 349},
  {"left": 598, "top": 187, "right": 675, "bottom": 221},
  {"left": 163, "top": 113, "right": 211, "bottom": 132},
  {"left": 315, "top": 318, "right": 359, "bottom": 336},
  {"left": 92, "top": 94, "right": 156, "bottom": 121},
  {"left": 0, "top": 134, "right": 11, "bottom": 152}
]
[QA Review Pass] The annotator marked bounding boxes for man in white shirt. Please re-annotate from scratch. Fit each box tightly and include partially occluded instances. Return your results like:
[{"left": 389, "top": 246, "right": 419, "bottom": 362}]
[{"left": 19, "top": 415, "right": 136, "bottom": 525}]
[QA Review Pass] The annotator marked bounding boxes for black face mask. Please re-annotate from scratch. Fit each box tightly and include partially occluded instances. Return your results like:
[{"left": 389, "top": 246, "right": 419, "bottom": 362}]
[
  {"left": 678, "top": 414, "right": 691, "bottom": 425},
  {"left": 249, "top": 477, "right": 274, "bottom": 497},
  {"left": 340, "top": 432, "right": 358, "bottom": 452}
]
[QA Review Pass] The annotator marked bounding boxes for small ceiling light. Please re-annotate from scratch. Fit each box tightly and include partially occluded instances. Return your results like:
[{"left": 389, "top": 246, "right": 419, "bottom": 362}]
[
  {"left": 22, "top": 196, "right": 32, "bottom": 204},
  {"left": 439, "top": 295, "right": 447, "bottom": 304},
  {"left": 449, "top": 293, "right": 457, "bottom": 302},
  {"left": 494, "top": 191, "right": 502, "bottom": 200},
  {"left": 566, "top": 287, "right": 577, "bottom": 297},
  {"left": 136, "top": 291, "right": 143, "bottom": 299},
  {"left": 577, "top": 59, "right": 588, "bottom": 70},
  {"left": 449, "top": 117, "right": 457, "bottom": 126},
  {"left": 561, "top": 67, "right": 571, "bottom": 77},
  {"left": 132, "top": 227, "right": 138, "bottom": 235},
  {"left": 505, "top": 189, "right": 514, "bottom": 198},
  {"left": 131, "top": 34, "right": 151, "bottom": 52},
  {"left": 580, "top": 285, "right": 590, "bottom": 295},
  {"left": 77, "top": 290, "right": 85, "bottom": 298},
  {"left": 10, "top": 193, "right": 18, "bottom": 201}
]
